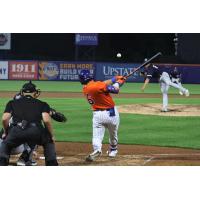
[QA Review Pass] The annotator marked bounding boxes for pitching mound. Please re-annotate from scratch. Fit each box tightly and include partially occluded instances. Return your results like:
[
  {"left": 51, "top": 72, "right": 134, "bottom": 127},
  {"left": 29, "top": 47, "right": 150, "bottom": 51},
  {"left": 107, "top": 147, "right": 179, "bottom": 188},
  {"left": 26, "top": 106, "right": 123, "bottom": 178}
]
[{"left": 118, "top": 104, "right": 200, "bottom": 116}]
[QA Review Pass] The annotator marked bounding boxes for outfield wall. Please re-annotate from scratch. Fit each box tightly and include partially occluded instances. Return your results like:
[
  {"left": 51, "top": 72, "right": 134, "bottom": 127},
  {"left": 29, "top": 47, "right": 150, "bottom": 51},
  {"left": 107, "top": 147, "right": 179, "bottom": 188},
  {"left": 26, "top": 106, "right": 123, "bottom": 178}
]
[{"left": 0, "top": 60, "right": 200, "bottom": 83}]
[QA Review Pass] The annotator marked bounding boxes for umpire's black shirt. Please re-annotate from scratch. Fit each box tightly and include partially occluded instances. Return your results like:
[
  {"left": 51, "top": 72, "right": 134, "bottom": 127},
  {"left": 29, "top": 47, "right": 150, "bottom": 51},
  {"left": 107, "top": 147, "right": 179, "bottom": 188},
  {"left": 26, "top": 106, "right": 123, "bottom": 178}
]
[{"left": 4, "top": 95, "right": 50, "bottom": 123}]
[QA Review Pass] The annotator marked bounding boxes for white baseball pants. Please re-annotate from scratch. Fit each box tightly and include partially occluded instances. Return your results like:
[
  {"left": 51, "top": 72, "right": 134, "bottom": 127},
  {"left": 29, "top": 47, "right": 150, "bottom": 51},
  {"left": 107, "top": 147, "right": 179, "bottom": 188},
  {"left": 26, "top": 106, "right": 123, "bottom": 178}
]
[
  {"left": 92, "top": 107, "right": 119, "bottom": 152},
  {"left": 160, "top": 72, "right": 187, "bottom": 110}
]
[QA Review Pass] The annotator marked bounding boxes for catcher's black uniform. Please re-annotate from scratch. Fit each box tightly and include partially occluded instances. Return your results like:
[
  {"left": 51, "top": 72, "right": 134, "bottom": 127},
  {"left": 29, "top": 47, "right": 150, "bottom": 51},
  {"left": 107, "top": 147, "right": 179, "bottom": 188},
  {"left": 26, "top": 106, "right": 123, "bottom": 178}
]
[{"left": 0, "top": 95, "right": 58, "bottom": 166}]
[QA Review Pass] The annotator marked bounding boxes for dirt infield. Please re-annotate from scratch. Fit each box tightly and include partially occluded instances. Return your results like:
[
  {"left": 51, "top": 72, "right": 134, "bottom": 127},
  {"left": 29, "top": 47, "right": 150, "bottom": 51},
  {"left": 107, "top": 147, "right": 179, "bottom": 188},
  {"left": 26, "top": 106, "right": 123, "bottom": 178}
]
[
  {"left": 118, "top": 103, "right": 200, "bottom": 116},
  {"left": 9, "top": 142, "right": 200, "bottom": 166}
]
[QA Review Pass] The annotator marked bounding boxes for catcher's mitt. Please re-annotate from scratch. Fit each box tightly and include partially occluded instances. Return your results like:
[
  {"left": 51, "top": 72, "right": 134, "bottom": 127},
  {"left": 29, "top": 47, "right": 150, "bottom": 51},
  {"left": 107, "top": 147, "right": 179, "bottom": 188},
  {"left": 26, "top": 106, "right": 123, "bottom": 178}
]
[{"left": 50, "top": 108, "right": 67, "bottom": 123}]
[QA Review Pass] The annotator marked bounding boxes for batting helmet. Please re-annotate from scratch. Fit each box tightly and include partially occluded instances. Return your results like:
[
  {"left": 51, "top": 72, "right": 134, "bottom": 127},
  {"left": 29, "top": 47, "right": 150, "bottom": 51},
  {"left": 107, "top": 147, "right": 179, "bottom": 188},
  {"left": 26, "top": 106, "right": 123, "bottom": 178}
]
[{"left": 79, "top": 69, "right": 93, "bottom": 84}]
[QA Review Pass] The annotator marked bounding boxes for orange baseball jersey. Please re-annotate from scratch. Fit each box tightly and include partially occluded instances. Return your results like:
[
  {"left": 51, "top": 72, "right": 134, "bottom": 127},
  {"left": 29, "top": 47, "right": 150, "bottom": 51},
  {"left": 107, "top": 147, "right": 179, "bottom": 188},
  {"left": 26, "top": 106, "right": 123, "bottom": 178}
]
[{"left": 83, "top": 80, "right": 115, "bottom": 110}]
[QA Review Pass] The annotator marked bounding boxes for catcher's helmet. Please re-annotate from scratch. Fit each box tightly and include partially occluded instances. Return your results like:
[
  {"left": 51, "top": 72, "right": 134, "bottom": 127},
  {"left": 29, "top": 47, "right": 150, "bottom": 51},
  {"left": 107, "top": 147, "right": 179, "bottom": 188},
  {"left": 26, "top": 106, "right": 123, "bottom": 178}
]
[{"left": 79, "top": 69, "right": 93, "bottom": 84}]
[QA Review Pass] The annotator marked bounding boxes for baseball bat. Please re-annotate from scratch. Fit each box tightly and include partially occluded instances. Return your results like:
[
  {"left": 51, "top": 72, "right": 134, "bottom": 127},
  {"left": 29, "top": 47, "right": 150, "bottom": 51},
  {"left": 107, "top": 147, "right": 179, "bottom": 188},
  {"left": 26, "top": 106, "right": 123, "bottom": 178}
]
[{"left": 124, "top": 52, "right": 162, "bottom": 79}]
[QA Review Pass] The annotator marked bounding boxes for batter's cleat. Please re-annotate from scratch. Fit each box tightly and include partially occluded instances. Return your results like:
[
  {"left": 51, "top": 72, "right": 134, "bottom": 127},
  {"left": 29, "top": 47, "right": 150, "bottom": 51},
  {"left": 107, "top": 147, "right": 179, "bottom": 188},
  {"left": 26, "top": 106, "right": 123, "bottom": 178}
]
[
  {"left": 184, "top": 89, "right": 190, "bottom": 97},
  {"left": 85, "top": 150, "right": 102, "bottom": 162},
  {"left": 107, "top": 150, "right": 118, "bottom": 158}
]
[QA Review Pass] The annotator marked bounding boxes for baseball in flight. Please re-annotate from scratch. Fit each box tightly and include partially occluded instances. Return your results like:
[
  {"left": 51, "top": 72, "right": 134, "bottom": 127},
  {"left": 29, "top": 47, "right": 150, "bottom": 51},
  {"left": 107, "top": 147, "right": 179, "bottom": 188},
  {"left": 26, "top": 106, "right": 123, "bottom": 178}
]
[{"left": 117, "top": 53, "right": 122, "bottom": 58}]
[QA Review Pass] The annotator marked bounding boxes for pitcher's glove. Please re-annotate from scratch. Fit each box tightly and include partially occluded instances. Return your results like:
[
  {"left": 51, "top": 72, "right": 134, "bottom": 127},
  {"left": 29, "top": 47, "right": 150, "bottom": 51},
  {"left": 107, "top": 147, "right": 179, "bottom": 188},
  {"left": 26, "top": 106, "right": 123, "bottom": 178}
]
[{"left": 50, "top": 108, "right": 67, "bottom": 123}]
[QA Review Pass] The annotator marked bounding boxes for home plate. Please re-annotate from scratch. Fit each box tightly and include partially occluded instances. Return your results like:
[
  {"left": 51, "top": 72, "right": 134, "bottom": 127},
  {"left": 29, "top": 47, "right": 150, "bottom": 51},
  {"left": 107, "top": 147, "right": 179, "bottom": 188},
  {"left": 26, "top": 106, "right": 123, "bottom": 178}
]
[{"left": 39, "top": 156, "right": 64, "bottom": 160}]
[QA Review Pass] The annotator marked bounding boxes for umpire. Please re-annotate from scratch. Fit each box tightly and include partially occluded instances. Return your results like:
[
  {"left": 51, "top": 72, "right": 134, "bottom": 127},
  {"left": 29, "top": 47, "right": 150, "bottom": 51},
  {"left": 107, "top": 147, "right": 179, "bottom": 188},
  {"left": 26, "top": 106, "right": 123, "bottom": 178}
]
[{"left": 0, "top": 81, "right": 58, "bottom": 166}]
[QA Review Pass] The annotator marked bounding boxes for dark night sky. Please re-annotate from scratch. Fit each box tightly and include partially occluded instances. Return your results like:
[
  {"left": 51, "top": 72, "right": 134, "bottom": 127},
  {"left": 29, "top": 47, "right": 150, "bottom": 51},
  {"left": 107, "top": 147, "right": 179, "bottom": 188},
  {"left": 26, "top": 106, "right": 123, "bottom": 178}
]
[{"left": 2, "top": 33, "right": 196, "bottom": 63}]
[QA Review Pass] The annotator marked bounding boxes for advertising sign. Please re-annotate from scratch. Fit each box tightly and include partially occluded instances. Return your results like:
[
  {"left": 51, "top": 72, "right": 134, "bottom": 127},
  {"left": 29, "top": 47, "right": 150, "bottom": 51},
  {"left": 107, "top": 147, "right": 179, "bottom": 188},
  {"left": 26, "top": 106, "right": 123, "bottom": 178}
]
[
  {"left": 75, "top": 33, "right": 98, "bottom": 46},
  {"left": 0, "top": 61, "right": 8, "bottom": 79},
  {"left": 39, "top": 62, "right": 59, "bottom": 80},
  {"left": 95, "top": 62, "right": 144, "bottom": 82},
  {"left": 59, "top": 62, "right": 94, "bottom": 81},
  {"left": 0, "top": 33, "right": 11, "bottom": 50},
  {"left": 8, "top": 61, "right": 38, "bottom": 80}
]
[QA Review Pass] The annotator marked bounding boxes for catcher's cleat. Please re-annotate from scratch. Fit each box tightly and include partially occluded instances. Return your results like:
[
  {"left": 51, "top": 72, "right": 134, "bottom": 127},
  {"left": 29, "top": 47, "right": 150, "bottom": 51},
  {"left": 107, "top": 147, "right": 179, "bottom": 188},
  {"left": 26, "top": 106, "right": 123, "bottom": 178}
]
[
  {"left": 17, "top": 157, "right": 37, "bottom": 166},
  {"left": 85, "top": 150, "right": 102, "bottom": 162},
  {"left": 25, "top": 159, "right": 37, "bottom": 166},
  {"left": 16, "top": 158, "right": 26, "bottom": 166},
  {"left": 107, "top": 149, "right": 118, "bottom": 158}
]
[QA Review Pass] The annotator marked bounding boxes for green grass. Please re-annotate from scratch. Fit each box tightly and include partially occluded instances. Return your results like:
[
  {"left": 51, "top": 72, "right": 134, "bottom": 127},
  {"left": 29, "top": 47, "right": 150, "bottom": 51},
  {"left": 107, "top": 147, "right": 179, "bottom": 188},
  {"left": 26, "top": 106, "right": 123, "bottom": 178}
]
[
  {"left": 0, "top": 80, "right": 200, "bottom": 149},
  {"left": 1, "top": 97, "right": 200, "bottom": 149},
  {"left": 0, "top": 80, "right": 200, "bottom": 94}
]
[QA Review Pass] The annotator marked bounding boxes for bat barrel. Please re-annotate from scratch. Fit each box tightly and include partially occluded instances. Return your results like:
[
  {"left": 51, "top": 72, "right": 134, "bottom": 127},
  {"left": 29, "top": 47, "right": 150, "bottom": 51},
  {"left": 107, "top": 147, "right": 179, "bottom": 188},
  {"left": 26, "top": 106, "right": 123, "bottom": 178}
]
[{"left": 124, "top": 52, "right": 162, "bottom": 79}]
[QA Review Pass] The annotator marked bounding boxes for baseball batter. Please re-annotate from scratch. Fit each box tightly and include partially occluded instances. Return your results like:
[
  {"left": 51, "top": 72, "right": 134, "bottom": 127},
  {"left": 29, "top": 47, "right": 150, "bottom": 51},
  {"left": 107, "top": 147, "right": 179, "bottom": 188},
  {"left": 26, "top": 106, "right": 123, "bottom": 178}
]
[
  {"left": 140, "top": 64, "right": 190, "bottom": 112},
  {"left": 79, "top": 69, "right": 126, "bottom": 161}
]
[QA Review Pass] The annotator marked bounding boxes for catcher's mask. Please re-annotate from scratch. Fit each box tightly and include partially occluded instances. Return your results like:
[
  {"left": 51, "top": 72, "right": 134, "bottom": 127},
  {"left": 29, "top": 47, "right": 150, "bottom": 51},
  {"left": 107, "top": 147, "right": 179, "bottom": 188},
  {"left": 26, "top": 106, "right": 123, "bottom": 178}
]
[
  {"left": 21, "top": 81, "right": 41, "bottom": 98},
  {"left": 79, "top": 69, "right": 93, "bottom": 85}
]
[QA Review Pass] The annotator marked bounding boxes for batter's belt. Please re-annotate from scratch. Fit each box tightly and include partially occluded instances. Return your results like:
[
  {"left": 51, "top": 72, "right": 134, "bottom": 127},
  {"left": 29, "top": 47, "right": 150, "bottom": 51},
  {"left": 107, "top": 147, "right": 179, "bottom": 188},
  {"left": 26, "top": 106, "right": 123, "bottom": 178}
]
[{"left": 93, "top": 107, "right": 115, "bottom": 116}]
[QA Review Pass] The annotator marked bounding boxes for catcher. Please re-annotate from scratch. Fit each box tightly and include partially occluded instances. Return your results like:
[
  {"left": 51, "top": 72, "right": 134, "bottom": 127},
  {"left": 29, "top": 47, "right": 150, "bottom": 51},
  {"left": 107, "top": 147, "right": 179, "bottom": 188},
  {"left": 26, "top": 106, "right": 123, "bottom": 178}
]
[{"left": 0, "top": 81, "right": 67, "bottom": 166}]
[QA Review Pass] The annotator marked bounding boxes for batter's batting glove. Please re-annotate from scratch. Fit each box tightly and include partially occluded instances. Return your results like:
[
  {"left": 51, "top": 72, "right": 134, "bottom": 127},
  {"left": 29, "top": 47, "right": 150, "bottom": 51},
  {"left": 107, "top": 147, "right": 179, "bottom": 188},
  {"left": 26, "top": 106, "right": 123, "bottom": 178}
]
[
  {"left": 116, "top": 76, "right": 124, "bottom": 80},
  {"left": 117, "top": 77, "right": 126, "bottom": 87},
  {"left": 111, "top": 76, "right": 124, "bottom": 83},
  {"left": 50, "top": 108, "right": 67, "bottom": 123}
]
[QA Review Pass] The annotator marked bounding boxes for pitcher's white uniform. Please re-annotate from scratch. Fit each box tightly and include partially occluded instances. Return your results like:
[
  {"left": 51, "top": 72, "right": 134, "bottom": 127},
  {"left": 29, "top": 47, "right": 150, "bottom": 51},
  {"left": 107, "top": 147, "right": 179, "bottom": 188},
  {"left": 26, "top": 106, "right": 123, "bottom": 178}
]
[{"left": 143, "top": 64, "right": 189, "bottom": 111}]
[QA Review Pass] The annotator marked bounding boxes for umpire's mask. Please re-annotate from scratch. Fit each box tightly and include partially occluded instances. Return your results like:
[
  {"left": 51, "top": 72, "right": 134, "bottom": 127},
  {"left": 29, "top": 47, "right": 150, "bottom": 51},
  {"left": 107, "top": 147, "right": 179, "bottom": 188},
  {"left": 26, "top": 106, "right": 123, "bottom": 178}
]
[{"left": 21, "top": 81, "right": 41, "bottom": 98}]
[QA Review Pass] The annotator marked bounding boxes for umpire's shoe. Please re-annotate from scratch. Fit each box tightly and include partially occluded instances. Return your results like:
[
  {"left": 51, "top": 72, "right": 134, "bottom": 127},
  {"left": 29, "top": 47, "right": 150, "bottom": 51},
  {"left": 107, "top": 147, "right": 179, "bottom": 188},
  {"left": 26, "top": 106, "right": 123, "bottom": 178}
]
[{"left": 86, "top": 150, "right": 102, "bottom": 162}]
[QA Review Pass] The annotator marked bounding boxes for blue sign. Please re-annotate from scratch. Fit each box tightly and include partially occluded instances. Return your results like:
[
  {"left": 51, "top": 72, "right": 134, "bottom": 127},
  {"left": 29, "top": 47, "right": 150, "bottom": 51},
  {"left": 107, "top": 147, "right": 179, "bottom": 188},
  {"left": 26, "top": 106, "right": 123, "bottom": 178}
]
[
  {"left": 95, "top": 62, "right": 144, "bottom": 82},
  {"left": 75, "top": 33, "right": 98, "bottom": 46}
]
